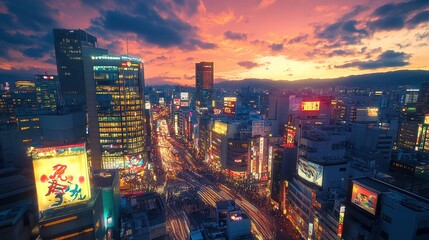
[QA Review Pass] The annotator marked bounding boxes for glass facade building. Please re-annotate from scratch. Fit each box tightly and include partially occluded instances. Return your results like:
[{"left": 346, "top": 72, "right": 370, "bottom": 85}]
[
  {"left": 195, "top": 62, "right": 214, "bottom": 109},
  {"left": 53, "top": 29, "right": 107, "bottom": 108},
  {"left": 34, "top": 75, "right": 61, "bottom": 113},
  {"left": 85, "top": 56, "right": 146, "bottom": 170}
]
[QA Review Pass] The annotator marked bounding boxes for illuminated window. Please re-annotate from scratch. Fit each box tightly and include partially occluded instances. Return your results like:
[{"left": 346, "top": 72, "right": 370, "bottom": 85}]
[
  {"left": 22, "top": 139, "right": 32, "bottom": 143},
  {"left": 20, "top": 126, "right": 30, "bottom": 131}
]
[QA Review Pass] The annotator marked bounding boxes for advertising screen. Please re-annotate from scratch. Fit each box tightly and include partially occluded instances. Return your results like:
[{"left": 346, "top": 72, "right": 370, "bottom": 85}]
[
  {"left": 297, "top": 158, "right": 323, "bottom": 187},
  {"left": 367, "top": 107, "right": 379, "bottom": 117},
  {"left": 301, "top": 101, "right": 320, "bottom": 111},
  {"left": 351, "top": 183, "right": 378, "bottom": 215},
  {"left": 173, "top": 98, "right": 181, "bottom": 106},
  {"left": 180, "top": 92, "right": 189, "bottom": 101},
  {"left": 223, "top": 97, "right": 237, "bottom": 116},
  {"left": 180, "top": 101, "right": 189, "bottom": 107},
  {"left": 32, "top": 143, "right": 91, "bottom": 212}
]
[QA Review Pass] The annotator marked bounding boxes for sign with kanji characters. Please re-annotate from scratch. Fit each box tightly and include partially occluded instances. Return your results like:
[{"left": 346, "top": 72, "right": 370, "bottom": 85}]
[{"left": 32, "top": 143, "right": 91, "bottom": 212}]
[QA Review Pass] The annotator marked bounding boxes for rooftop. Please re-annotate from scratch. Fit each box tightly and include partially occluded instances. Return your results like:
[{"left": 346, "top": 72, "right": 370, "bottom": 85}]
[{"left": 354, "top": 177, "right": 429, "bottom": 213}]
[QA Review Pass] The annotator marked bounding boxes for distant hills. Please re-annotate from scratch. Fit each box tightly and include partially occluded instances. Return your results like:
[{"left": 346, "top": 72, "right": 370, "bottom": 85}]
[{"left": 215, "top": 70, "right": 429, "bottom": 89}]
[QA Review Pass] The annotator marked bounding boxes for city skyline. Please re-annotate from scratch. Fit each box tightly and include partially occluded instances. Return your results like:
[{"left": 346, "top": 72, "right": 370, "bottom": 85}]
[{"left": 0, "top": 0, "right": 428, "bottom": 85}]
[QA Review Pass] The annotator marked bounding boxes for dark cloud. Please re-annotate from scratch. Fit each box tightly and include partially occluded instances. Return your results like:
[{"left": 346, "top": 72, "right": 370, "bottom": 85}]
[
  {"left": 89, "top": 0, "right": 214, "bottom": 50},
  {"left": 314, "top": 1, "right": 429, "bottom": 49},
  {"left": 237, "top": 61, "right": 261, "bottom": 69},
  {"left": 408, "top": 10, "right": 429, "bottom": 26},
  {"left": 270, "top": 43, "right": 283, "bottom": 51},
  {"left": 335, "top": 50, "right": 410, "bottom": 69},
  {"left": 315, "top": 18, "right": 368, "bottom": 45},
  {"left": 0, "top": 1, "right": 56, "bottom": 59},
  {"left": 287, "top": 34, "right": 308, "bottom": 44},
  {"left": 369, "top": 0, "right": 429, "bottom": 31},
  {"left": 224, "top": 30, "right": 247, "bottom": 41},
  {"left": 147, "top": 55, "right": 168, "bottom": 64},
  {"left": 416, "top": 32, "right": 429, "bottom": 40},
  {"left": 184, "top": 74, "right": 194, "bottom": 80}
]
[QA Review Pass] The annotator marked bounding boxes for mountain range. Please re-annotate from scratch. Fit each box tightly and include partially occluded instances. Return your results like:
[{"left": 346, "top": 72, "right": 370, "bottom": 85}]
[{"left": 214, "top": 70, "right": 429, "bottom": 89}]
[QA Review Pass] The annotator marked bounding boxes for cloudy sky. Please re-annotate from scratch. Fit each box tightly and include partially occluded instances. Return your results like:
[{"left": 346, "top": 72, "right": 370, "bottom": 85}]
[{"left": 0, "top": 0, "right": 428, "bottom": 85}]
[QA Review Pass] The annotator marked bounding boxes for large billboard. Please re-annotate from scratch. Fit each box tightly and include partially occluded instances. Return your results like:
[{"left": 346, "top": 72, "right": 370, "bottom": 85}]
[
  {"left": 297, "top": 158, "right": 323, "bottom": 187},
  {"left": 32, "top": 143, "right": 91, "bottom": 212},
  {"left": 301, "top": 101, "right": 320, "bottom": 111},
  {"left": 350, "top": 183, "right": 378, "bottom": 215}
]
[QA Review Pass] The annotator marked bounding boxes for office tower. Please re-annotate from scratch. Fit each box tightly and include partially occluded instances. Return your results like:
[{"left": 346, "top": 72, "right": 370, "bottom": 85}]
[
  {"left": 34, "top": 75, "right": 61, "bottom": 113},
  {"left": 195, "top": 62, "right": 213, "bottom": 110},
  {"left": 53, "top": 29, "right": 107, "bottom": 108},
  {"left": 84, "top": 55, "right": 146, "bottom": 170},
  {"left": 417, "top": 82, "right": 429, "bottom": 114}
]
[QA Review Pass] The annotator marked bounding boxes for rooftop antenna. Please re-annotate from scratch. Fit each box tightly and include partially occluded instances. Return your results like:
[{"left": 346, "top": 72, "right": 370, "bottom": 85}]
[{"left": 126, "top": 24, "right": 129, "bottom": 56}]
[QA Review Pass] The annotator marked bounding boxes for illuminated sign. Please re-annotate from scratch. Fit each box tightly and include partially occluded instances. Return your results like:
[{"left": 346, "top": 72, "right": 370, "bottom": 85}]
[
  {"left": 223, "top": 97, "right": 237, "bottom": 116},
  {"left": 230, "top": 214, "right": 243, "bottom": 221},
  {"left": 283, "top": 125, "right": 296, "bottom": 148},
  {"left": 367, "top": 107, "right": 379, "bottom": 117},
  {"left": 180, "top": 101, "right": 189, "bottom": 107},
  {"left": 145, "top": 102, "right": 151, "bottom": 110},
  {"left": 120, "top": 61, "right": 139, "bottom": 67},
  {"left": 32, "top": 144, "right": 91, "bottom": 212},
  {"left": 123, "top": 154, "right": 144, "bottom": 182},
  {"left": 351, "top": 183, "right": 378, "bottom": 215},
  {"left": 213, "top": 121, "right": 227, "bottom": 135},
  {"left": 297, "top": 158, "right": 323, "bottom": 187},
  {"left": 173, "top": 98, "right": 181, "bottom": 106},
  {"left": 180, "top": 92, "right": 189, "bottom": 101},
  {"left": 268, "top": 146, "right": 273, "bottom": 174},
  {"left": 425, "top": 114, "right": 429, "bottom": 125},
  {"left": 42, "top": 75, "right": 54, "bottom": 80},
  {"left": 213, "top": 108, "right": 221, "bottom": 115},
  {"left": 337, "top": 205, "right": 345, "bottom": 237},
  {"left": 159, "top": 97, "right": 165, "bottom": 104},
  {"left": 301, "top": 101, "right": 320, "bottom": 111},
  {"left": 259, "top": 137, "right": 264, "bottom": 175}
]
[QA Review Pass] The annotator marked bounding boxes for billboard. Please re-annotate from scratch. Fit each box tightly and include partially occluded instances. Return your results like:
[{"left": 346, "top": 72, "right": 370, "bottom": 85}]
[
  {"left": 180, "top": 101, "right": 189, "bottom": 107},
  {"left": 337, "top": 205, "right": 345, "bottom": 237},
  {"left": 351, "top": 183, "right": 378, "bottom": 215},
  {"left": 32, "top": 144, "right": 91, "bottom": 212},
  {"left": 301, "top": 101, "right": 320, "bottom": 111},
  {"left": 223, "top": 97, "right": 237, "bottom": 116},
  {"left": 173, "top": 98, "right": 181, "bottom": 106},
  {"left": 180, "top": 92, "right": 189, "bottom": 101},
  {"left": 252, "top": 120, "right": 265, "bottom": 137},
  {"left": 297, "top": 158, "right": 323, "bottom": 187},
  {"left": 367, "top": 107, "right": 379, "bottom": 117}
]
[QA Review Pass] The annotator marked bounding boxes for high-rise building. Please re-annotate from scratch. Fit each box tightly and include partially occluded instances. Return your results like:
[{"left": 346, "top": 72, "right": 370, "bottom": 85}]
[
  {"left": 195, "top": 62, "right": 213, "bottom": 110},
  {"left": 53, "top": 29, "right": 107, "bottom": 108},
  {"left": 84, "top": 55, "right": 146, "bottom": 170},
  {"left": 34, "top": 75, "right": 62, "bottom": 113},
  {"left": 417, "top": 82, "right": 429, "bottom": 114}
]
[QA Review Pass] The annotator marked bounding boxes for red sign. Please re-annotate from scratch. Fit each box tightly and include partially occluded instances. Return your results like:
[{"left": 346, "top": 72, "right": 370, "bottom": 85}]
[{"left": 301, "top": 101, "right": 320, "bottom": 111}]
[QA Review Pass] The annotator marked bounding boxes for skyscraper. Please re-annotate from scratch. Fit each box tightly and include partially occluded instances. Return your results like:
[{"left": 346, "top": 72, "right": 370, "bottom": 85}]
[
  {"left": 417, "top": 82, "right": 429, "bottom": 114},
  {"left": 195, "top": 62, "right": 213, "bottom": 110},
  {"left": 53, "top": 29, "right": 107, "bottom": 108},
  {"left": 34, "top": 75, "right": 61, "bottom": 113},
  {"left": 84, "top": 55, "right": 146, "bottom": 170}
]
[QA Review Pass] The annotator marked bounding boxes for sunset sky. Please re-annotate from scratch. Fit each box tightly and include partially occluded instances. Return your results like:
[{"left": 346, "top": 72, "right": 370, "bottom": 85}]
[{"left": 0, "top": 0, "right": 428, "bottom": 85}]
